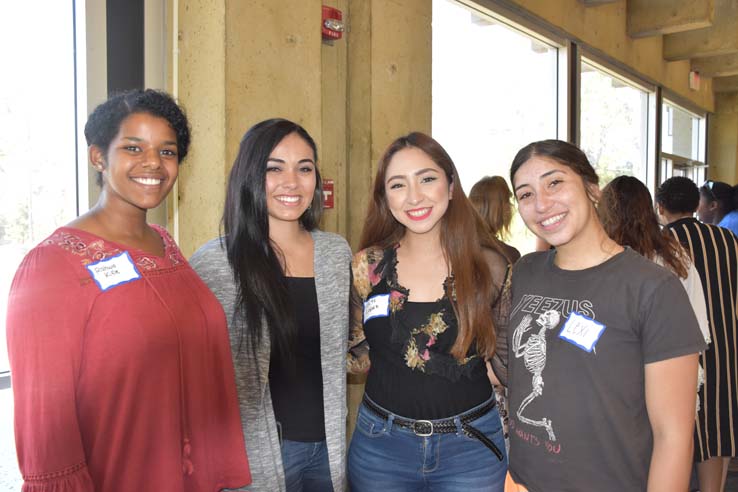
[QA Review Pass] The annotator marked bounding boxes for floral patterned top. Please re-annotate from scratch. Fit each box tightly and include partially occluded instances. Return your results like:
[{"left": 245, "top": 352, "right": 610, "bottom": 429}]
[{"left": 348, "top": 244, "right": 511, "bottom": 384}]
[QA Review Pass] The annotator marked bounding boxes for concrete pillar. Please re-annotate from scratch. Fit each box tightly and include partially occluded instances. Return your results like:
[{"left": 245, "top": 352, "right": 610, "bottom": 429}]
[
  {"left": 709, "top": 93, "right": 738, "bottom": 184},
  {"left": 321, "top": 0, "right": 350, "bottom": 238},
  {"left": 176, "top": 0, "right": 227, "bottom": 257},
  {"left": 346, "top": 0, "right": 432, "bottom": 248},
  {"left": 176, "top": 0, "right": 323, "bottom": 256}
]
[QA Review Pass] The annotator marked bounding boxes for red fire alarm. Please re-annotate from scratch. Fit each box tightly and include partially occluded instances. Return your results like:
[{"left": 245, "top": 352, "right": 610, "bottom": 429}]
[
  {"left": 322, "top": 6, "right": 344, "bottom": 40},
  {"left": 322, "top": 179, "right": 335, "bottom": 209}
]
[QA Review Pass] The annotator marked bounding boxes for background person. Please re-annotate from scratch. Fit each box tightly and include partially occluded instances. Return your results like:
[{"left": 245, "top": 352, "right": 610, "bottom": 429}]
[
  {"left": 656, "top": 176, "right": 738, "bottom": 492},
  {"left": 347, "top": 132, "right": 510, "bottom": 492},
  {"left": 598, "top": 175, "right": 710, "bottom": 346},
  {"left": 697, "top": 180, "right": 738, "bottom": 236},
  {"left": 191, "top": 119, "right": 351, "bottom": 492},
  {"left": 470, "top": 175, "right": 521, "bottom": 263},
  {"left": 507, "top": 140, "right": 705, "bottom": 492},
  {"left": 6, "top": 89, "right": 251, "bottom": 491}
]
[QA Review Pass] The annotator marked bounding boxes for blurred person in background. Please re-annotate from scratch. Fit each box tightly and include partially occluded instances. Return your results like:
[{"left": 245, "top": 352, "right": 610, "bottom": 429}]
[
  {"left": 697, "top": 180, "right": 738, "bottom": 236},
  {"left": 656, "top": 176, "right": 738, "bottom": 492},
  {"left": 470, "top": 176, "right": 521, "bottom": 264}
]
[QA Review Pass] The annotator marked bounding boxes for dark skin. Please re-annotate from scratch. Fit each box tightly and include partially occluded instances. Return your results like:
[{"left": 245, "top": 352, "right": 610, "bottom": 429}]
[{"left": 68, "top": 113, "right": 179, "bottom": 257}]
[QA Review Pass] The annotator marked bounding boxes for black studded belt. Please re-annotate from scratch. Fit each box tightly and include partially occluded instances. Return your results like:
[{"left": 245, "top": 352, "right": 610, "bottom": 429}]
[{"left": 361, "top": 396, "right": 504, "bottom": 461}]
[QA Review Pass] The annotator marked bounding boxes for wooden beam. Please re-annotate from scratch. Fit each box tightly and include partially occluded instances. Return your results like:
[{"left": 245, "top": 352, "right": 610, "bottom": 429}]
[
  {"left": 714, "top": 75, "right": 738, "bottom": 92},
  {"left": 663, "top": 0, "right": 738, "bottom": 60},
  {"left": 692, "top": 53, "right": 738, "bottom": 77},
  {"left": 578, "top": 0, "right": 618, "bottom": 5},
  {"left": 628, "top": 0, "right": 713, "bottom": 38}
]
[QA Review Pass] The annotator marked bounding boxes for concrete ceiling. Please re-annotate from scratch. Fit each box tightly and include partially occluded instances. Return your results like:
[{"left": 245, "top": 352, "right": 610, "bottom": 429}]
[{"left": 580, "top": 0, "right": 738, "bottom": 96}]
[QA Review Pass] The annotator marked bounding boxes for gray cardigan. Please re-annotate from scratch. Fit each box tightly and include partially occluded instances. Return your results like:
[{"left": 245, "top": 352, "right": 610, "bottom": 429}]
[{"left": 190, "top": 230, "right": 351, "bottom": 491}]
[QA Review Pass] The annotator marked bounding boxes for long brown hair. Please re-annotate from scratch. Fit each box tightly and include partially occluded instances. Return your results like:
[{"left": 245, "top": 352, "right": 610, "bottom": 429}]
[
  {"left": 599, "top": 176, "right": 689, "bottom": 278},
  {"left": 469, "top": 176, "right": 515, "bottom": 240},
  {"left": 359, "top": 132, "right": 501, "bottom": 361}
]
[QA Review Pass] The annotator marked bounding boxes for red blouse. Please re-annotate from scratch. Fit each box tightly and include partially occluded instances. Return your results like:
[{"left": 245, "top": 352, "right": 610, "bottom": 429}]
[{"left": 6, "top": 226, "right": 251, "bottom": 492}]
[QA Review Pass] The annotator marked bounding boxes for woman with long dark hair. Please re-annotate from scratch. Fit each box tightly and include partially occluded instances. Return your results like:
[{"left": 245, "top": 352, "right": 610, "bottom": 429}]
[
  {"left": 506, "top": 140, "right": 705, "bottom": 491},
  {"left": 190, "top": 118, "right": 351, "bottom": 491},
  {"left": 6, "top": 90, "right": 250, "bottom": 491},
  {"left": 598, "top": 175, "right": 709, "bottom": 345},
  {"left": 347, "top": 132, "right": 510, "bottom": 491}
]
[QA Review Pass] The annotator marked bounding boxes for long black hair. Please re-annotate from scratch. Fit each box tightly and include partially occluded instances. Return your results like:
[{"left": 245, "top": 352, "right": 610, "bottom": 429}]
[{"left": 222, "top": 118, "right": 322, "bottom": 359}]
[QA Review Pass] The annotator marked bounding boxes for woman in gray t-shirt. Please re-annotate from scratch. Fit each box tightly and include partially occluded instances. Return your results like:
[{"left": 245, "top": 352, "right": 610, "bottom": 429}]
[{"left": 505, "top": 140, "right": 706, "bottom": 492}]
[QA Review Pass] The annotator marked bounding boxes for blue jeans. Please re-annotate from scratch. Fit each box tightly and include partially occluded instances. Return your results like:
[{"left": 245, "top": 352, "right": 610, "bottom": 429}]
[
  {"left": 348, "top": 396, "right": 507, "bottom": 492},
  {"left": 280, "top": 439, "right": 332, "bottom": 492}
]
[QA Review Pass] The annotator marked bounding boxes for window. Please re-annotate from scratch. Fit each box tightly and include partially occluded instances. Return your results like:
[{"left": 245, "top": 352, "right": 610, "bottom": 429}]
[
  {"left": 660, "top": 100, "right": 706, "bottom": 185},
  {"left": 579, "top": 59, "right": 653, "bottom": 187},
  {"left": 432, "top": 0, "right": 562, "bottom": 254},
  {"left": 0, "top": 3, "right": 83, "bottom": 487},
  {"left": 0, "top": 6, "right": 79, "bottom": 367}
]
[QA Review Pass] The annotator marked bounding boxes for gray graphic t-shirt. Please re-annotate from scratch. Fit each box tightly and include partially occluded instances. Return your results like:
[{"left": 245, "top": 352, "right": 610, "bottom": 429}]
[{"left": 507, "top": 248, "right": 706, "bottom": 492}]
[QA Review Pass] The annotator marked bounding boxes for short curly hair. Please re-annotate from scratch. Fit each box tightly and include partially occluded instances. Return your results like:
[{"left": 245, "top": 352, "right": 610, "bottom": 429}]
[
  {"left": 655, "top": 176, "right": 699, "bottom": 214},
  {"left": 84, "top": 89, "right": 191, "bottom": 185}
]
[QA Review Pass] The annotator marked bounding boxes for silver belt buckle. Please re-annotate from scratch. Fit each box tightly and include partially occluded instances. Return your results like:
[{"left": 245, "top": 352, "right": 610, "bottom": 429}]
[{"left": 413, "top": 419, "right": 433, "bottom": 437}]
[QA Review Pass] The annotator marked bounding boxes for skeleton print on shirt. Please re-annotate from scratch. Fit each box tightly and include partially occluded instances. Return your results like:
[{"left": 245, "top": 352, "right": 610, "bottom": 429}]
[
  {"left": 510, "top": 294, "right": 602, "bottom": 444},
  {"left": 512, "top": 310, "right": 561, "bottom": 441}
]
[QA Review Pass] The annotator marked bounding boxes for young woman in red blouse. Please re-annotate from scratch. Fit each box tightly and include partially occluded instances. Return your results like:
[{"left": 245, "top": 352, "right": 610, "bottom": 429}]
[{"left": 6, "top": 90, "right": 250, "bottom": 492}]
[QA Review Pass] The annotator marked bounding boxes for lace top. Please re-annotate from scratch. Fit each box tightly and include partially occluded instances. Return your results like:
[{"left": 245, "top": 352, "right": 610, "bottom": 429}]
[{"left": 349, "top": 244, "right": 510, "bottom": 385}]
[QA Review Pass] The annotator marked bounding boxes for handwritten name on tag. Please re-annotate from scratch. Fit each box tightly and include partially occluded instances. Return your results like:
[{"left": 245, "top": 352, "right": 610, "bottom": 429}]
[
  {"left": 558, "top": 311, "right": 605, "bottom": 353},
  {"left": 86, "top": 251, "right": 141, "bottom": 291},
  {"left": 364, "top": 294, "right": 390, "bottom": 322}
]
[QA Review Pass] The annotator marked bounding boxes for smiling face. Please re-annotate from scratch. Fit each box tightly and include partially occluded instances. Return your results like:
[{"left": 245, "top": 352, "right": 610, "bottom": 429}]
[
  {"left": 384, "top": 146, "right": 452, "bottom": 239},
  {"left": 264, "top": 132, "right": 317, "bottom": 229},
  {"left": 91, "top": 112, "right": 179, "bottom": 213},
  {"left": 513, "top": 155, "right": 600, "bottom": 251}
]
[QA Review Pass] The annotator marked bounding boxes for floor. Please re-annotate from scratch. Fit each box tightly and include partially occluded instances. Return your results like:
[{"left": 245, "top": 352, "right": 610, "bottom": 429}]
[{"left": 726, "top": 460, "right": 738, "bottom": 491}]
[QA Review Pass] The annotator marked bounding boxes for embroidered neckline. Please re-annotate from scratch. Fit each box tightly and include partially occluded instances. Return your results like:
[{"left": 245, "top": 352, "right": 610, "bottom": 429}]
[{"left": 47, "top": 225, "right": 183, "bottom": 271}]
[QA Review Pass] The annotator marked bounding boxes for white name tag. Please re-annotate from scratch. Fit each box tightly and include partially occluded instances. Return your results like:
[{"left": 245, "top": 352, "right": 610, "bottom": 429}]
[
  {"left": 86, "top": 251, "right": 141, "bottom": 291},
  {"left": 558, "top": 311, "right": 605, "bottom": 353},
  {"left": 364, "top": 294, "right": 390, "bottom": 322}
]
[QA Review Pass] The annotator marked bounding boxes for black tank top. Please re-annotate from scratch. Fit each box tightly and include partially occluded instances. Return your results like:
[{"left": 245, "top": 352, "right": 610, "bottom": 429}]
[{"left": 268, "top": 277, "right": 326, "bottom": 441}]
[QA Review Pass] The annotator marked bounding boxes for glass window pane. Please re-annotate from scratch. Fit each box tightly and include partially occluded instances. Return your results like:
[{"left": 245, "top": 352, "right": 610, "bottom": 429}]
[
  {"left": 580, "top": 61, "right": 650, "bottom": 186},
  {"left": 661, "top": 100, "right": 703, "bottom": 161},
  {"left": 432, "top": 0, "right": 559, "bottom": 255},
  {"left": 0, "top": 4, "right": 77, "bottom": 487},
  {"left": 0, "top": 3, "right": 77, "bottom": 374}
]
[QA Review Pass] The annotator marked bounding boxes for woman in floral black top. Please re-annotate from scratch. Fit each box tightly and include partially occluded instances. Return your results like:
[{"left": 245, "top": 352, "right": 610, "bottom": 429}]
[{"left": 347, "top": 132, "right": 510, "bottom": 491}]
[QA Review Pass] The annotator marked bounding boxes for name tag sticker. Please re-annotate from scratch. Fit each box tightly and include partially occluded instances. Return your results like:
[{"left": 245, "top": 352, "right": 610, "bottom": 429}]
[
  {"left": 86, "top": 251, "right": 141, "bottom": 291},
  {"left": 364, "top": 294, "right": 390, "bottom": 322},
  {"left": 558, "top": 311, "right": 605, "bottom": 353}
]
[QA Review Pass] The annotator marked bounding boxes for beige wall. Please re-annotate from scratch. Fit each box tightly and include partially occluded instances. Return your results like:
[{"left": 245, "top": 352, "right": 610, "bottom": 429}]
[
  {"left": 175, "top": 0, "right": 431, "bottom": 255},
  {"left": 176, "top": 0, "right": 228, "bottom": 257},
  {"left": 709, "top": 93, "right": 738, "bottom": 184}
]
